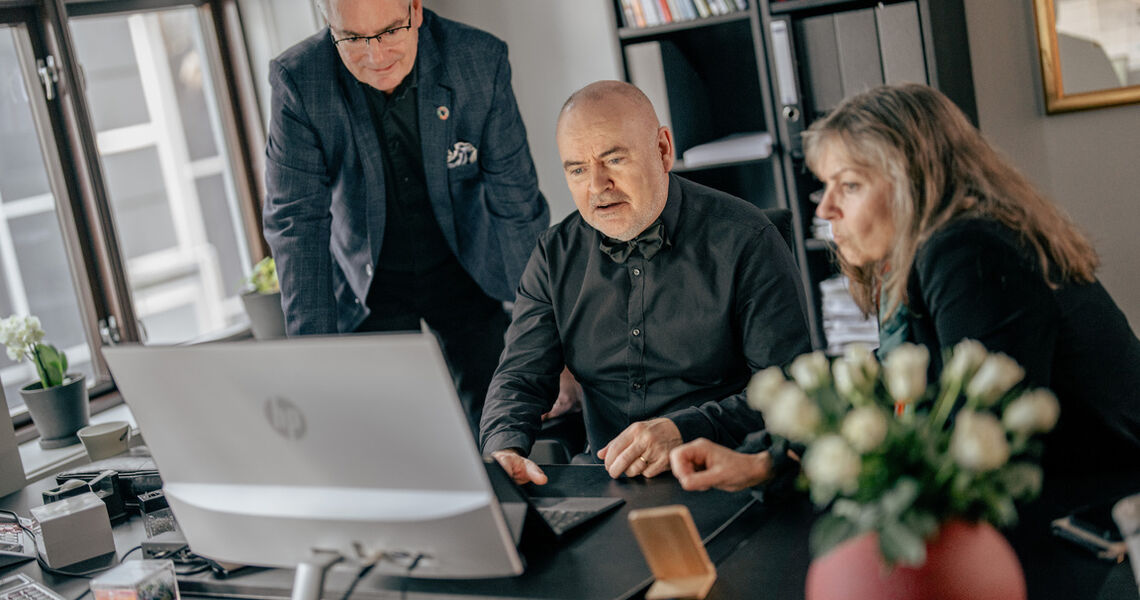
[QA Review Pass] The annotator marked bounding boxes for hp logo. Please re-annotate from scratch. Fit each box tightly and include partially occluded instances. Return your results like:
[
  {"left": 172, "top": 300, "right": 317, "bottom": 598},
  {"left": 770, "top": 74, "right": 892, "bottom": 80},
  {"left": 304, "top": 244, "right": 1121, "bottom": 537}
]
[{"left": 264, "top": 396, "right": 306, "bottom": 440}]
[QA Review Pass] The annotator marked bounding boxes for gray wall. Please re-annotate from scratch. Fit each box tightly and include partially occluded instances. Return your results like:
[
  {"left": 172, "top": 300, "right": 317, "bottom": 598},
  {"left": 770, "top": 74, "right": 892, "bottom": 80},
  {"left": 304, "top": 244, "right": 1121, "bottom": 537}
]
[
  {"left": 424, "top": 0, "right": 621, "bottom": 222},
  {"left": 964, "top": 0, "right": 1140, "bottom": 328}
]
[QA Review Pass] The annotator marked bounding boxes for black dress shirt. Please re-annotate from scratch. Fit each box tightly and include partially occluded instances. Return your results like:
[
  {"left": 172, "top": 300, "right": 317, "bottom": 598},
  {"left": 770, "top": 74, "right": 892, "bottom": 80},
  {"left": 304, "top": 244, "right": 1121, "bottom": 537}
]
[
  {"left": 362, "top": 69, "right": 453, "bottom": 275},
  {"left": 480, "top": 175, "right": 813, "bottom": 458}
]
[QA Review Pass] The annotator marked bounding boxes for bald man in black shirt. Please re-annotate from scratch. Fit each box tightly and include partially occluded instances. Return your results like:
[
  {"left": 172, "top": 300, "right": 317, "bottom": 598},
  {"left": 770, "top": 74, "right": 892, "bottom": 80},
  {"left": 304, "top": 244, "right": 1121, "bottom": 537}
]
[{"left": 480, "top": 81, "right": 811, "bottom": 485}]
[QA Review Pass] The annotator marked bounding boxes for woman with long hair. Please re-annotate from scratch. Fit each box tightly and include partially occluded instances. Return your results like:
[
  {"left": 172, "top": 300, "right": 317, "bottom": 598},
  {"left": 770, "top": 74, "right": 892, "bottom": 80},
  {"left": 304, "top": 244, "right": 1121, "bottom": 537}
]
[{"left": 670, "top": 83, "right": 1140, "bottom": 492}]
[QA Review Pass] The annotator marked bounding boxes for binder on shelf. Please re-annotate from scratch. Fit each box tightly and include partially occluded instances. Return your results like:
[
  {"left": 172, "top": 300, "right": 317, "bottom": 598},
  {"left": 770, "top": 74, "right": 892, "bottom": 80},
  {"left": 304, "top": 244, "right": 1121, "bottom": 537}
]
[
  {"left": 692, "top": 0, "right": 711, "bottom": 18},
  {"left": 675, "top": 0, "right": 696, "bottom": 21},
  {"left": 680, "top": 132, "right": 773, "bottom": 168},
  {"left": 834, "top": 8, "right": 884, "bottom": 98},
  {"left": 626, "top": 41, "right": 676, "bottom": 157},
  {"left": 796, "top": 14, "right": 843, "bottom": 116},
  {"left": 768, "top": 16, "right": 805, "bottom": 156},
  {"left": 657, "top": 0, "right": 673, "bottom": 23},
  {"left": 640, "top": 0, "right": 661, "bottom": 26},
  {"left": 876, "top": 1, "right": 928, "bottom": 84},
  {"left": 619, "top": 0, "right": 638, "bottom": 28},
  {"left": 629, "top": 0, "right": 647, "bottom": 27}
]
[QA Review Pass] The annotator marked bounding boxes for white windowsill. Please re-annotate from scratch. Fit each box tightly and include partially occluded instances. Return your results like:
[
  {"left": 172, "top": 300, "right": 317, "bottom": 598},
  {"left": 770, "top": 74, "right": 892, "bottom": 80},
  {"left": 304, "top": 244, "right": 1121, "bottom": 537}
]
[{"left": 18, "top": 403, "right": 137, "bottom": 482}]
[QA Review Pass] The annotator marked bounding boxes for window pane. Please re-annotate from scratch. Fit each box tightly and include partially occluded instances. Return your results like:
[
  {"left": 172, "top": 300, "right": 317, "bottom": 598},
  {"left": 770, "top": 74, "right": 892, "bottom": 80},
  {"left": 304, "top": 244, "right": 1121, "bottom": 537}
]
[
  {"left": 101, "top": 147, "right": 178, "bottom": 260},
  {"left": 0, "top": 26, "right": 96, "bottom": 414},
  {"left": 157, "top": 10, "right": 217, "bottom": 161},
  {"left": 69, "top": 7, "right": 252, "bottom": 344},
  {"left": 67, "top": 16, "right": 151, "bottom": 131}
]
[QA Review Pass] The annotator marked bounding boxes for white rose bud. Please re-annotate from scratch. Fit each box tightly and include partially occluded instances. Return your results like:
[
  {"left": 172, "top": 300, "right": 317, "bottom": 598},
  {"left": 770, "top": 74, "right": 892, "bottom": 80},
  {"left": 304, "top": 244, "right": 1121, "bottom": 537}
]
[
  {"left": 950, "top": 411, "right": 1011, "bottom": 472},
  {"left": 1002, "top": 389, "right": 1060, "bottom": 435},
  {"left": 764, "top": 382, "right": 822, "bottom": 442},
  {"left": 941, "top": 339, "right": 987, "bottom": 386},
  {"left": 883, "top": 343, "right": 930, "bottom": 405},
  {"left": 966, "top": 353, "right": 1025, "bottom": 406},
  {"left": 833, "top": 359, "right": 856, "bottom": 398},
  {"left": 834, "top": 343, "right": 880, "bottom": 399},
  {"left": 840, "top": 406, "right": 889, "bottom": 453},
  {"left": 789, "top": 351, "right": 830, "bottom": 391},
  {"left": 844, "top": 343, "right": 879, "bottom": 373},
  {"left": 746, "top": 367, "right": 787, "bottom": 413},
  {"left": 803, "top": 434, "right": 861, "bottom": 495}
]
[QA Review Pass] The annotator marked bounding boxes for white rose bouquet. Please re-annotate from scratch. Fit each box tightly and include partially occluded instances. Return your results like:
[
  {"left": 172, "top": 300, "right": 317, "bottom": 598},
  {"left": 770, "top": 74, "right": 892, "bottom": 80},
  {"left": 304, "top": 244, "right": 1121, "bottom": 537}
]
[
  {"left": 0, "top": 314, "right": 70, "bottom": 388},
  {"left": 748, "top": 340, "right": 1059, "bottom": 566}
]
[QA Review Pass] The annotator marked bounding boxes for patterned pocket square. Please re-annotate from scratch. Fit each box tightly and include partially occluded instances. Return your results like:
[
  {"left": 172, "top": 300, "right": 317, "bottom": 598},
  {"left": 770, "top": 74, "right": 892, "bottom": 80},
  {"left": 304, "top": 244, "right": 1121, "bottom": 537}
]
[{"left": 447, "top": 141, "right": 478, "bottom": 168}]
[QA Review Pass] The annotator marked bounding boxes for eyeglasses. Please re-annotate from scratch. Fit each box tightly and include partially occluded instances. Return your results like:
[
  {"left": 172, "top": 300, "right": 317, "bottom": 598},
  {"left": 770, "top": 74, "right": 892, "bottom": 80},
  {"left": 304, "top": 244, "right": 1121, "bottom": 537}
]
[{"left": 332, "top": 5, "right": 413, "bottom": 52}]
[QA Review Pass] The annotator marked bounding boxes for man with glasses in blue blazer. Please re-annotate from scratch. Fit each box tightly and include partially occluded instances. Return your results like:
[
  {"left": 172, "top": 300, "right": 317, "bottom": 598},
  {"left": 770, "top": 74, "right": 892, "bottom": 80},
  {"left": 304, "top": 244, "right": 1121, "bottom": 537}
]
[{"left": 264, "top": 0, "right": 551, "bottom": 432}]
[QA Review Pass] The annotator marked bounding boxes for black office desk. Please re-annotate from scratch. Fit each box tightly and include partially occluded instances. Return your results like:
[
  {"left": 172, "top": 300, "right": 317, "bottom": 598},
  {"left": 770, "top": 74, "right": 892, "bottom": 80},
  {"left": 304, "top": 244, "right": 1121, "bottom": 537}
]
[
  {"left": 3, "top": 466, "right": 1138, "bottom": 600},
  {"left": 2, "top": 466, "right": 759, "bottom": 600}
]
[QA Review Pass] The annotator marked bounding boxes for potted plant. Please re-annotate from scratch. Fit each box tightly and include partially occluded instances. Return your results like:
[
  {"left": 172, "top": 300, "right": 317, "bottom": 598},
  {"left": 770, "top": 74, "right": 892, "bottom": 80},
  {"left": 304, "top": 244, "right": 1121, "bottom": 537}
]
[
  {"left": 0, "top": 315, "right": 90, "bottom": 449},
  {"left": 240, "top": 256, "right": 286, "bottom": 340},
  {"left": 748, "top": 340, "right": 1059, "bottom": 600}
]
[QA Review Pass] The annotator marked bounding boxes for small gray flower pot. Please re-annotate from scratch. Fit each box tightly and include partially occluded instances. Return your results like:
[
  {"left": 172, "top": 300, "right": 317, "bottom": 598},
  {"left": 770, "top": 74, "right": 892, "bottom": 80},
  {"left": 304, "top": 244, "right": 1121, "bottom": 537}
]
[
  {"left": 20, "top": 373, "right": 90, "bottom": 449},
  {"left": 241, "top": 291, "right": 287, "bottom": 340}
]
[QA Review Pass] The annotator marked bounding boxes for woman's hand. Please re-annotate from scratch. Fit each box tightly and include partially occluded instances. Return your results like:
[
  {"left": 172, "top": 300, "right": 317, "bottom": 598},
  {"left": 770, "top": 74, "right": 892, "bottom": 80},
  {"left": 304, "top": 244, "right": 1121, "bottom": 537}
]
[{"left": 669, "top": 438, "right": 774, "bottom": 492}]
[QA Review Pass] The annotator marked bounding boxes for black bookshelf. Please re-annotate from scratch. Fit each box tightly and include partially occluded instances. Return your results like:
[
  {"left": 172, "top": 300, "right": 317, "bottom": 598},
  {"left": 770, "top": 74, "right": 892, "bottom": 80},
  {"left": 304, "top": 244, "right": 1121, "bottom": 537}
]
[
  {"left": 759, "top": 0, "right": 976, "bottom": 351},
  {"left": 617, "top": 10, "right": 752, "bottom": 40}
]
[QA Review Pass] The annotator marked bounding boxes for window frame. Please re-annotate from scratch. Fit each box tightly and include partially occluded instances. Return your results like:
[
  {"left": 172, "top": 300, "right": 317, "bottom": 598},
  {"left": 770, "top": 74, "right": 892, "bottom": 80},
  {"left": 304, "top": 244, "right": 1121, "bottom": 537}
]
[{"left": 1, "top": 0, "right": 267, "bottom": 437}]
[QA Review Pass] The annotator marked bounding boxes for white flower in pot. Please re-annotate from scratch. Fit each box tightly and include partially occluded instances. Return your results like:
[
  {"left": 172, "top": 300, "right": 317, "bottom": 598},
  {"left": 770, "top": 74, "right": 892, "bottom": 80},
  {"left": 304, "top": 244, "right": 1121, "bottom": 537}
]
[{"left": 0, "top": 315, "right": 89, "bottom": 448}]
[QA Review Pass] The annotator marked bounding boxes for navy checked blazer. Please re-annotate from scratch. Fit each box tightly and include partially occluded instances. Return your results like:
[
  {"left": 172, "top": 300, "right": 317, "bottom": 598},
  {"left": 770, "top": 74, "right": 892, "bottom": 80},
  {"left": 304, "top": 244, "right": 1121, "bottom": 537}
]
[{"left": 263, "top": 10, "right": 550, "bottom": 334}]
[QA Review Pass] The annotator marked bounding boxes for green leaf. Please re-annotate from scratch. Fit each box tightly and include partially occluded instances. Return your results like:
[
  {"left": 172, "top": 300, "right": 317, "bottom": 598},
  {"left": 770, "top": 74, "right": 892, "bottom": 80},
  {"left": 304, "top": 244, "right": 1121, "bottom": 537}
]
[
  {"left": 880, "top": 477, "right": 920, "bottom": 518},
  {"left": 997, "top": 462, "right": 1043, "bottom": 500},
  {"left": 989, "top": 495, "right": 1018, "bottom": 527},
  {"left": 810, "top": 513, "right": 859, "bottom": 558},
  {"left": 900, "top": 510, "right": 940, "bottom": 541},
  {"left": 879, "top": 520, "right": 927, "bottom": 567},
  {"left": 33, "top": 343, "right": 67, "bottom": 388}
]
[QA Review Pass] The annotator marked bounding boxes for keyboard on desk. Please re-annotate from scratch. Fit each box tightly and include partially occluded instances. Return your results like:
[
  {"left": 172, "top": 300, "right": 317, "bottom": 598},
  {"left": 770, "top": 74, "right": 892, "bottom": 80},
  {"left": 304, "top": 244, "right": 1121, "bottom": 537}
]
[
  {"left": 530, "top": 496, "right": 624, "bottom": 538},
  {"left": 0, "top": 524, "right": 35, "bottom": 569},
  {"left": 0, "top": 575, "right": 65, "bottom": 600}
]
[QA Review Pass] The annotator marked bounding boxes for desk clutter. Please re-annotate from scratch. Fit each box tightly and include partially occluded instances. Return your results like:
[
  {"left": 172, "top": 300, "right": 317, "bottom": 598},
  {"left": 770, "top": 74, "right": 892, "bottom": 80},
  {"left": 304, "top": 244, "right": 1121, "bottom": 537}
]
[
  {"left": 0, "top": 446, "right": 178, "bottom": 580},
  {"left": 90, "top": 560, "right": 179, "bottom": 600},
  {"left": 29, "top": 492, "right": 115, "bottom": 569}
]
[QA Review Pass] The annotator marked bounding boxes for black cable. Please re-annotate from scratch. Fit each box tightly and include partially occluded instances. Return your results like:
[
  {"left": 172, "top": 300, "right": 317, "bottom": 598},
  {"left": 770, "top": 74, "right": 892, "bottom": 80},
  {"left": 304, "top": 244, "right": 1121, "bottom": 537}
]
[
  {"left": 72, "top": 588, "right": 92, "bottom": 600},
  {"left": 2, "top": 508, "right": 120, "bottom": 578},
  {"left": 399, "top": 554, "right": 425, "bottom": 600},
  {"left": 339, "top": 563, "right": 375, "bottom": 600},
  {"left": 174, "top": 563, "right": 212, "bottom": 576},
  {"left": 120, "top": 545, "right": 143, "bottom": 560},
  {"left": 34, "top": 555, "right": 118, "bottom": 579},
  {"left": 0, "top": 509, "right": 35, "bottom": 537}
]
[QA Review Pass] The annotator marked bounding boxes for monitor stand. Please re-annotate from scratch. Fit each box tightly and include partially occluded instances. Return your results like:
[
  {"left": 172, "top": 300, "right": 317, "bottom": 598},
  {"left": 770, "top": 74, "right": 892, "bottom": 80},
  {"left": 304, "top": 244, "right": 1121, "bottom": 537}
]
[{"left": 291, "top": 550, "right": 343, "bottom": 600}]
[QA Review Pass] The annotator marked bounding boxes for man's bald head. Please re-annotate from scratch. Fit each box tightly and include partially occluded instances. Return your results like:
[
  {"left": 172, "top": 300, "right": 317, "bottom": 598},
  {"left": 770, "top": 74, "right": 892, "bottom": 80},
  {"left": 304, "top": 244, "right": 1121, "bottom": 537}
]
[
  {"left": 557, "top": 80, "right": 662, "bottom": 135},
  {"left": 555, "top": 81, "right": 674, "bottom": 241}
]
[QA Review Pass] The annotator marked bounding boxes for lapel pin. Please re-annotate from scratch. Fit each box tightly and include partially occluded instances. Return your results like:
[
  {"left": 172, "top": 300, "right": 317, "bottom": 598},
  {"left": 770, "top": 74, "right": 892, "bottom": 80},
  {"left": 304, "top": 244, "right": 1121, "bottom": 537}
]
[{"left": 437, "top": 106, "right": 450, "bottom": 120}]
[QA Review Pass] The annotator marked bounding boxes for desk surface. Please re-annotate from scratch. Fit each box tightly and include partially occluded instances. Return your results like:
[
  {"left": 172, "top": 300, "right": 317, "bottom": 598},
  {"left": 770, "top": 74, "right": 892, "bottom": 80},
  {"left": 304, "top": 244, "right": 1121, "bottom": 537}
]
[{"left": 2, "top": 465, "right": 1138, "bottom": 600}]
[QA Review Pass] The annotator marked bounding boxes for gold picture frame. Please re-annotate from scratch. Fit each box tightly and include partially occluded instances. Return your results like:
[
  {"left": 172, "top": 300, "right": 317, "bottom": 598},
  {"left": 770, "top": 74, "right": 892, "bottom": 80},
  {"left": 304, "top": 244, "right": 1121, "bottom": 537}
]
[{"left": 1032, "top": 0, "right": 1140, "bottom": 114}]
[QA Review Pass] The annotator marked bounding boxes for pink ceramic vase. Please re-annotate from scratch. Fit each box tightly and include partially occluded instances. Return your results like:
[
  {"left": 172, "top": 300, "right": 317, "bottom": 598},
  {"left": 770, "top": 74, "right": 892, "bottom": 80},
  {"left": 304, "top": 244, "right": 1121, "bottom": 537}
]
[{"left": 805, "top": 520, "right": 1026, "bottom": 600}]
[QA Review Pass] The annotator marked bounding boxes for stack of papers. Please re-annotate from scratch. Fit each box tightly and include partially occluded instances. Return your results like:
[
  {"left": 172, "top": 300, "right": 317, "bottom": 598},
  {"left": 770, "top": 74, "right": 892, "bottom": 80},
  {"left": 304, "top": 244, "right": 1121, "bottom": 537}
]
[
  {"left": 819, "top": 275, "right": 879, "bottom": 355},
  {"left": 681, "top": 132, "right": 773, "bottom": 168}
]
